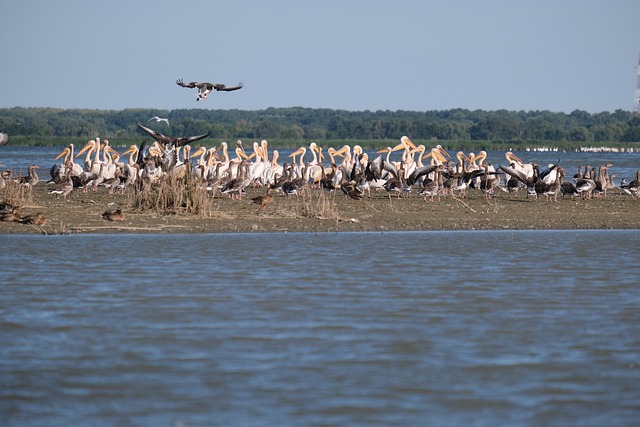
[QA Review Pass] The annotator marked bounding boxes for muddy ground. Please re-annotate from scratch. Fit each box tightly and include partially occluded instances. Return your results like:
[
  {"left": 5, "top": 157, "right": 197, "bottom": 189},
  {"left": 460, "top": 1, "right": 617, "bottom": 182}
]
[{"left": 1, "top": 182, "right": 640, "bottom": 235}]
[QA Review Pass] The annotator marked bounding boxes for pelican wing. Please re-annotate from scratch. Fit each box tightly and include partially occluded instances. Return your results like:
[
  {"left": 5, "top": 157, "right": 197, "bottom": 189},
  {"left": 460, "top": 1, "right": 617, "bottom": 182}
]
[
  {"left": 406, "top": 165, "right": 438, "bottom": 186},
  {"left": 136, "top": 123, "right": 209, "bottom": 148},
  {"left": 137, "top": 123, "right": 168, "bottom": 145},
  {"left": 539, "top": 159, "right": 561, "bottom": 180},
  {"left": 497, "top": 164, "right": 528, "bottom": 184},
  {"left": 175, "top": 132, "right": 210, "bottom": 148}
]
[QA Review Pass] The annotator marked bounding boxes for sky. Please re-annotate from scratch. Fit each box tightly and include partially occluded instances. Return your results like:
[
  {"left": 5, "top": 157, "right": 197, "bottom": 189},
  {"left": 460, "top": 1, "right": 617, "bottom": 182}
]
[{"left": 1, "top": 0, "right": 639, "bottom": 114}]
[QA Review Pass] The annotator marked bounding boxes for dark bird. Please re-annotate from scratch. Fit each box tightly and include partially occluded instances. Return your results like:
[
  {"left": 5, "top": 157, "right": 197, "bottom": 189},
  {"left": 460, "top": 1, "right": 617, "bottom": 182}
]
[
  {"left": 176, "top": 79, "right": 244, "bottom": 101},
  {"left": 251, "top": 189, "right": 274, "bottom": 209},
  {"left": 17, "top": 164, "right": 40, "bottom": 188},
  {"left": 101, "top": 209, "right": 125, "bottom": 222},
  {"left": 19, "top": 212, "right": 48, "bottom": 226},
  {"left": 0, "top": 210, "right": 20, "bottom": 222},
  {"left": 340, "top": 181, "right": 364, "bottom": 200},
  {"left": 620, "top": 169, "right": 640, "bottom": 199},
  {"left": 137, "top": 123, "right": 209, "bottom": 150},
  {"left": 48, "top": 174, "right": 74, "bottom": 199},
  {"left": 0, "top": 201, "right": 19, "bottom": 215}
]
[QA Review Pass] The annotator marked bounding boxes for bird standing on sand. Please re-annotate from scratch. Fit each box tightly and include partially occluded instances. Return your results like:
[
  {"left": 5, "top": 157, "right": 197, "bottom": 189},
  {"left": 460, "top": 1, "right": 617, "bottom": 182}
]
[
  {"left": 176, "top": 79, "right": 244, "bottom": 101},
  {"left": 48, "top": 174, "right": 74, "bottom": 199}
]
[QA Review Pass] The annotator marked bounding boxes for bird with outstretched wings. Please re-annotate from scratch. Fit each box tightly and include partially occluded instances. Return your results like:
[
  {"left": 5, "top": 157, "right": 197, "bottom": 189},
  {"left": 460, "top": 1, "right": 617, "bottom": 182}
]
[
  {"left": 176, "top": 79, "right": 244, "bottom": 101},
  {"left": 136, "top": 123, "right": 209, "bottom": 149}
]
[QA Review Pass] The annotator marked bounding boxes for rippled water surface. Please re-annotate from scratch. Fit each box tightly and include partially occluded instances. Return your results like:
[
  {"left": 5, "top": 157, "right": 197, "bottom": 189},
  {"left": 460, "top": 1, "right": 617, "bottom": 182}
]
[{"left": 2, "top": 231, "right": 640, "bottom": 426}]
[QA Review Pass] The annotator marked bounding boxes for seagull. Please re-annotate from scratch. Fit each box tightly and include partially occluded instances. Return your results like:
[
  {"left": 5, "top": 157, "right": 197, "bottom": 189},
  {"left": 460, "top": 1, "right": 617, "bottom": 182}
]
[
  {"left": 136, "top": 123, "right": 209, "bottom": 149},
  {"left": 148, "top": 116, "right": 170, "bottom": 126},
  {"left": 176, "top": 79, "right": 244, "bottom": 101}
]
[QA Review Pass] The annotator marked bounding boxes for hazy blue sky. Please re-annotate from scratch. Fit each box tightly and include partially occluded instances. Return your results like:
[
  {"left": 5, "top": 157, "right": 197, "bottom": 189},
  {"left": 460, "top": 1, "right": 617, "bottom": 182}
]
[{"left": 2, "top": 0, "right": 639, "bottom": 113}]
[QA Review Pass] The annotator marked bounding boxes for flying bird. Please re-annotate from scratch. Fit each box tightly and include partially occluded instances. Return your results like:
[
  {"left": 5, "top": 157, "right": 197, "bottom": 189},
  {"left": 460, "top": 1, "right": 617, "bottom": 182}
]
[
  {"left": 148, "top": 116, "right": 170, "bottom": 126},
  {"left": 136, "top": 123, "right": 209, "bottom": 149},
  {"left": 176, "top": 79, "right": 244, "bottom": 101}
]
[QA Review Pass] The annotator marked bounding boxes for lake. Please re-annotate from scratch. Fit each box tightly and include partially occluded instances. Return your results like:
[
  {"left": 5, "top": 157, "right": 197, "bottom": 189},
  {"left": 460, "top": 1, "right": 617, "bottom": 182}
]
[{"left": 1, "top": 230, "right": 639, "bottom": 426}]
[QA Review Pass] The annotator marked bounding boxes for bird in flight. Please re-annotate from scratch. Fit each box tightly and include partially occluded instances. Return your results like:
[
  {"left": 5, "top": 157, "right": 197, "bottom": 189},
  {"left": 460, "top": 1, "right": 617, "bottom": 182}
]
[
  {"left": 148, "top": 116, "right": 170, "bottom": 126},
  {"left": 136, "top": 123, "right": 209, "bottom": 149},
  {"left": 176, "top": 79, "right": 244, "bottom": 101}
]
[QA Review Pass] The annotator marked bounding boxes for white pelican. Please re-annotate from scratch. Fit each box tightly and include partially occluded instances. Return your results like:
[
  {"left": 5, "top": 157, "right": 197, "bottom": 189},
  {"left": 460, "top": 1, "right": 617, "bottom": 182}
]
[
  {"left": 248, "top": 141, "right": 268, "bottom": 186},
  {"left": 55, "top": 144, "right": 84, "bottom": 176},
  {"left": 505, "top": 152, "right": 534, "bottom": 179}
]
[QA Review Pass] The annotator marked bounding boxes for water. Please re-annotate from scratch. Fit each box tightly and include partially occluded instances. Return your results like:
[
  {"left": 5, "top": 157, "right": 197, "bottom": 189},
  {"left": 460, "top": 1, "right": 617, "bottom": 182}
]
[{"left": 2, "top": 231, "right": 639, "bottom": 426}]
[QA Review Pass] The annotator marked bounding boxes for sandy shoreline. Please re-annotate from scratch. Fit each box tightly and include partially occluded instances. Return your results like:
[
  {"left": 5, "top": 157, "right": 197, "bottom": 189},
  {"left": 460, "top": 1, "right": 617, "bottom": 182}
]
[{"left": 2, "top": 182, "right": 640, "bottom": 235}]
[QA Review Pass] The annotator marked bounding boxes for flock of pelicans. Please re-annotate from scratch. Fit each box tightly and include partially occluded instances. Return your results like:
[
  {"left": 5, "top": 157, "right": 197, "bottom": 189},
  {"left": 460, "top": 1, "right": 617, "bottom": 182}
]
[{"left": 1, "top": 128, "right": 640, "bottom": 226}]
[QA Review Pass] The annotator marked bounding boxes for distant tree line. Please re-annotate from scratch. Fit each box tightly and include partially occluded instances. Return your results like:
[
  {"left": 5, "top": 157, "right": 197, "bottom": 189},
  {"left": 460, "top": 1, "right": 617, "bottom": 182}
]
[{"left": 1, "top": 106, "right": 639, "bottom": 148}]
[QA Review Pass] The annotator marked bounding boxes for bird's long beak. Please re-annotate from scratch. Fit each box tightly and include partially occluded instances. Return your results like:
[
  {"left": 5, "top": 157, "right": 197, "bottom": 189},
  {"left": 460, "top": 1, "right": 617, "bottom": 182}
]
[
  {"left": 55, "top": 147, "right": 70, "bottom": 160},
  {"left": 75, "top": 142, "right": 94, "bottom": 157},
  {"left": 457, "top": 151, "right": 472, "bottom": 163},
  {"left": 289, "top": 147, "right": 305, "bottom": 157},
  {"left": 401, "top": 136, "right": 417, "bottom": 150},
  {"left": 258, "top": 145, "right": 269, "bottom": 162},
  {"left": 506, "top": 152, "right": 523, "bottom": 164},
  {"left": 437, "top": 145, "right": 451, "bottom": 159},
  {"left": 391, "top": 142, "right": 407, "bottom": 152},
  {"left": 106, "top": 146, "right": 120, "bottom": 155},
  {"left": 121, "top": 145, "right": 137, "bottom": 156},
  {"left": 312, "top": 144, "right": 325, "bottom": 161},
  {"left": 189, "top": 146, "right": 206, "bottom": 159},
  {"left": 333, "top": 146, "right": 349, "bottom": 156}
]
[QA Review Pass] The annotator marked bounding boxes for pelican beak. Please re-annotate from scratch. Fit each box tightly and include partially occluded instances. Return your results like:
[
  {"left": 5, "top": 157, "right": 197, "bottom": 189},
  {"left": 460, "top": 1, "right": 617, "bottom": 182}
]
[
  {"left": 432, "top": 150, "right": 448, "bottom": 164},
  {"left": 334, "top": 146, "right": 349, "bottom": 156},
  {"left": 507, "top": 152, "right": 523, "bottom": 164},
  {"left": 189, "top": 146, "right": 206, "bottom": 158},
  {"left": 106, "top": 146, "right": 119, "bottom": 155},
  {"left": 437, "top": 146, "right": 451, "bottom": 159},
  {"left": 391, "top": 142, "right": 406, "bottom": 152},
  {"left": 235, "top": 149, "right": 251, "bottom": 160},
  {"left": 259, "top": 146, "right": 269, "bottom": 162},
  {"left": 148, "top": 147, "right": 162, "bottom": 157},
  {"left": 289, "top": 147, "right": 305, "bottom": 157},
  {"left": 76, "top": 142, "right": 94, "bottom": 157},
  {"left": 421, "top": 151, "right": 433, "bottom": 160},
  {"left": 121, "top": 145, "right": 136, "bottom": 156},
  {"left": 458, "top": 151, "right": 472, "bottom": 162},
  {"left": 401, "top": 136, "right": 417, "bottom": 150},
  {"left": 55, "top": 147, "right": 70, "bottom": 160}
]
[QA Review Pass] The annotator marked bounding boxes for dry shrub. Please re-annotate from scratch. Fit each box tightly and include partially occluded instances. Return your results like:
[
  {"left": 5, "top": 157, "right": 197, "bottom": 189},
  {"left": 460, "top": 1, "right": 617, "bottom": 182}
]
[
  {"left": 125, "top": 168, "right": 215, "bottom": 217},
  {"left": 0, "top": 179, "right": 34, "bottom": 209},
  {"left": 281, "top": 188, "right": 341, "bottom": 220}
]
